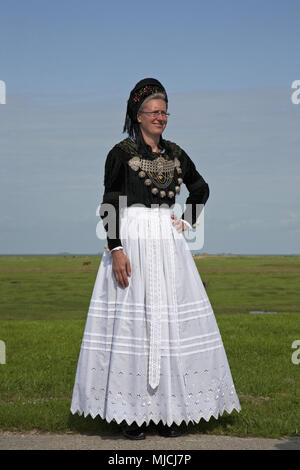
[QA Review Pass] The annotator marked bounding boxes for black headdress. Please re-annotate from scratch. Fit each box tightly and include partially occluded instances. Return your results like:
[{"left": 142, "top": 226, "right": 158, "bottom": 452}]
[{"left": 123, "top": 78, "right": 168, "bottom": 156}]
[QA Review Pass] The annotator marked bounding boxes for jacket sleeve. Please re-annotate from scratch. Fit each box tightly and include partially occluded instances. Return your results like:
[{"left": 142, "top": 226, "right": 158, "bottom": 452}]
[
  {"left": 180, "top": 151, "right": 210, "bottom": 228},
  {"left": 100, "top": 148, "right": 124, "bottom": 251}
]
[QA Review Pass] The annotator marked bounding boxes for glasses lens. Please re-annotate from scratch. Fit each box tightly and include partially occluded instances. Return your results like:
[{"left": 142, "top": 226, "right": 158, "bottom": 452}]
[{"left": 153, "top": 111, "right": 168, "bottom": 117}]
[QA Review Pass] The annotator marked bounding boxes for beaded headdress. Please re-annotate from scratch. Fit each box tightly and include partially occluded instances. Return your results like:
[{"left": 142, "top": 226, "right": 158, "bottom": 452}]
[{"left": 123, "top": 78, "right": 168, "bottom": 140}]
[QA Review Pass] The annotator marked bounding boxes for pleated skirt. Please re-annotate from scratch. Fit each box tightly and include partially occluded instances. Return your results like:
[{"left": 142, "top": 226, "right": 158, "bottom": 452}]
[{"left": 70, "top": 206, "right": 241, "bottom": 426}]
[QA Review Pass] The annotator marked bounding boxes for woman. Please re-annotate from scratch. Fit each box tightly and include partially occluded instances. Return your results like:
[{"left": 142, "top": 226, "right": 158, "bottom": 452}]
[{"left": 70, "top": 78, "right": 241, "bottom": 440}]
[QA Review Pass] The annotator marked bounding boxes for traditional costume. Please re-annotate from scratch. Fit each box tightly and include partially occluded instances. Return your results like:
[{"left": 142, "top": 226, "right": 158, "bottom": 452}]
[{"left": 70, "top": 78, "right": 241, "bottom": 429}]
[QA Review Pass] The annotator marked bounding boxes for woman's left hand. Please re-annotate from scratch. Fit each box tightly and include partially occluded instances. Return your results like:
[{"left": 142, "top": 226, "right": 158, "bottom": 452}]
[{"left": 171, "top": 214, "right": 185, "bottom": 233}]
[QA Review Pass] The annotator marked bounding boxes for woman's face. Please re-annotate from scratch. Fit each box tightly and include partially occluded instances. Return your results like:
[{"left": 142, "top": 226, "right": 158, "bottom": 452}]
[{"left": 137, "top": 98, "right": 168, "bottom": 138}]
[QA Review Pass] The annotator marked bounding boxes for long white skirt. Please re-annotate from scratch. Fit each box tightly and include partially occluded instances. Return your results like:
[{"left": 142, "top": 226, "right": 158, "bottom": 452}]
[{"left": 70, "top": 206, "right": 241, "bottom": 426}]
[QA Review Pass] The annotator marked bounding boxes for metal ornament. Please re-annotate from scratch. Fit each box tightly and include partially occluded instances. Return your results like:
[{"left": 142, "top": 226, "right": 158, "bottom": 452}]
[{"left": 128, "top": 154, "right": 182, "bottom": 198}]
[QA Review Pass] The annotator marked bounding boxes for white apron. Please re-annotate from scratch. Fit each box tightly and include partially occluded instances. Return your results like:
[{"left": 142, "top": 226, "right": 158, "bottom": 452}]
[{"left": 70, "top": 206, "right": 241, "bottom": 426}]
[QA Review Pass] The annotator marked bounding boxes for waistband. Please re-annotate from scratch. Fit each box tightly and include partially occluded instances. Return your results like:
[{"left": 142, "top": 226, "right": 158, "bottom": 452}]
[{"left": 120, "top": 205, "right": 173, "bottom": 218}]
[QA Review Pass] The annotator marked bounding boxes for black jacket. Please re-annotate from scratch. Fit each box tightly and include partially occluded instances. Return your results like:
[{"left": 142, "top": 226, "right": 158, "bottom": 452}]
[{"left": 100, "top": 137, "right": 209, "bottom": 250}]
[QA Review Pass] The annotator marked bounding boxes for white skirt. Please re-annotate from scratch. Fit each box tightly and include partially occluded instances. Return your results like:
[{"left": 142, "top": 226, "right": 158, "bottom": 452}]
[{"left": 70, "top": 206, "right": 241, "bottom": 426}]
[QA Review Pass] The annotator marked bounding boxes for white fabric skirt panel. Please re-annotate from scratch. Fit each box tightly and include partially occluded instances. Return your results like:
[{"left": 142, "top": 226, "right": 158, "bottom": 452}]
[{"left": 70, "top": 206, "right": 241, "bottom": 426}]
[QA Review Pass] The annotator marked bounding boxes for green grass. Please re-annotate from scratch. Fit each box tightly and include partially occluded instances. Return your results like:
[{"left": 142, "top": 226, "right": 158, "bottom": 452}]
[
  {"left": 194, "top": 255, "right": 300, "bottom": 315},
  {"left": 0, "top": 255, "right": 300, "bottom": 437}
]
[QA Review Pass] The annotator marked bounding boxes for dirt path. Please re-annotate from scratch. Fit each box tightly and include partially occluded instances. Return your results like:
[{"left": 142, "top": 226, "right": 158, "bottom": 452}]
[{"left": 1, "top": 431, "right": 300, "bottom": 450}]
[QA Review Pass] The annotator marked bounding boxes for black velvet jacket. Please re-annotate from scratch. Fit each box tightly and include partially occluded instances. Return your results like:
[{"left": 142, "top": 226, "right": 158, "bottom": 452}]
[{"left": 100, "top": 137, "right": 209, "bottom": 250}]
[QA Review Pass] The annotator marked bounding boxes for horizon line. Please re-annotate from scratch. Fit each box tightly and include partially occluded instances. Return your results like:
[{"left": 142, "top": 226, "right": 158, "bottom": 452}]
[{"left": 0, "top": 253, "right": 299, "bottom": 257}]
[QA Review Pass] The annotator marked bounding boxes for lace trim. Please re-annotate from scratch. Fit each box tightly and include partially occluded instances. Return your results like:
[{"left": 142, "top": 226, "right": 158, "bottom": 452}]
[
  {"left": 90, "top": 298, "right": 210, "bottom": 308},
  {"left": 82, "top": 336, "right": 221, "bottom": 351},
  {"left": 84, "top": 331, "right": 220, "bottom": 343},
  {"left": 70, "top": 402, "right": 241, "bottom": 427},
  {"left": 89, "top": 301, "right": 211, "bottom": 315},
  {"left": 81, "top": 344, "right": 223, "bottom": 356},
  {"left": 71, "top": 366, "right": 241, "bottom": 426},
  {"left": 87, "top": 310, "right": 213, "bottom": 323}
]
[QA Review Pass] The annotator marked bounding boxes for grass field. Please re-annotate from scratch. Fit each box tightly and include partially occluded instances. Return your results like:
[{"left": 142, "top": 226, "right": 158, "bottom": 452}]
[{"left": 0, "top": 254, "right": 300, "bottom": 438}]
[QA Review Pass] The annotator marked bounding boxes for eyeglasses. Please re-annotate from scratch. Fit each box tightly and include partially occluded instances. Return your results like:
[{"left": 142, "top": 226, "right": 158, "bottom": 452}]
[{"left": 140, "top": 110, "right": 170, "bottom": 118}]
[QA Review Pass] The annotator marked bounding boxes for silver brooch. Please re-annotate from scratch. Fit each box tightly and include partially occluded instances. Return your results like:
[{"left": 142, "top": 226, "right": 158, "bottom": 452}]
[{"left": 128, "top": 154, "right": 183, "bottom": 198}]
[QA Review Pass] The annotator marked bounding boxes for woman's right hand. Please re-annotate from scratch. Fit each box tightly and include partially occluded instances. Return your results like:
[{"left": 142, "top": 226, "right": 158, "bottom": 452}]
[{"left": 111, "top": 250, "right": 131, "bottom": 288}]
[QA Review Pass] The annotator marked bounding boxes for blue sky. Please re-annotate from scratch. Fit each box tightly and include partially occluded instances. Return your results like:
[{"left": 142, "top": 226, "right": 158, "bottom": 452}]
[{"left": 1, "top": 0, "right": 300, "bottom": 254}]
